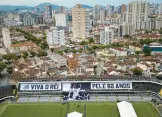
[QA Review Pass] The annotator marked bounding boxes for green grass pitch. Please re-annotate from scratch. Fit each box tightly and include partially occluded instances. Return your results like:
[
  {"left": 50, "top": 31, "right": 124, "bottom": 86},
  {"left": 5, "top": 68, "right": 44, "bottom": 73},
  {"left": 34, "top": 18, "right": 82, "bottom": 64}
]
[{"left": 0, "top": 102, "right": 161, "bottom": 117}]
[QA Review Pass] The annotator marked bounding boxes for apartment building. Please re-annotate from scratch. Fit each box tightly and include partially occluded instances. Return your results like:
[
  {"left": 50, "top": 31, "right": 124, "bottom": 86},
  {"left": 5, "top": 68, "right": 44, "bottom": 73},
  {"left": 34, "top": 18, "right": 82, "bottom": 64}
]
[
  {"left": 2, "top": 28, "right": 11, "bottom": 48},
  {"left": 72, "top": 4, "right": 90, "bottom": 39},
  {"left": 46, "top": 27, "right": 65, "bottom": 46},
  {"left": 55, "top": 14, "right": 66, "bottom": 27},
  {"left": 126, "top": 0, "right": 149, "bottom": 34},
  {"left": 100, "top": 26, "right": 115, "bottom": 45}
]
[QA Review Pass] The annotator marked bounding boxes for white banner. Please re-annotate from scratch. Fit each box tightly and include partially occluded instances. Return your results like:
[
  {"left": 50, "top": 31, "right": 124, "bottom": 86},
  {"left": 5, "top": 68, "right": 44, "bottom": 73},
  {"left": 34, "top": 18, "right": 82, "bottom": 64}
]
[
  {"left": 20, "top": 83, "right": 61, "bottom": 91},
  {"left": 91, "top": 82, "right": 132, "bottom": 90}
]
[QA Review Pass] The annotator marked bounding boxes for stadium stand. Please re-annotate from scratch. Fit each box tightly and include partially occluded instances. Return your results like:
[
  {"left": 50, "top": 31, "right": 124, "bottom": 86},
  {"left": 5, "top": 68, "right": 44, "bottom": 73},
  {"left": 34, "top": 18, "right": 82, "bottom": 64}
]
[{"left": 0, "top": 85, "right": 15, "bottom": 99}]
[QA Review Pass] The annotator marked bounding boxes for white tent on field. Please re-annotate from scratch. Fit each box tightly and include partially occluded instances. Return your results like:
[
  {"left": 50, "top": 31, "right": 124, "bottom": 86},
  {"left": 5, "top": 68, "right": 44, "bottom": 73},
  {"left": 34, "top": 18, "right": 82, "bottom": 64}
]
[
  {"left": 117, "top": 101, "right": 137, "bottom": 117},
  {"left": 67, "top": 111, "right": 82, "bottom": 117}
]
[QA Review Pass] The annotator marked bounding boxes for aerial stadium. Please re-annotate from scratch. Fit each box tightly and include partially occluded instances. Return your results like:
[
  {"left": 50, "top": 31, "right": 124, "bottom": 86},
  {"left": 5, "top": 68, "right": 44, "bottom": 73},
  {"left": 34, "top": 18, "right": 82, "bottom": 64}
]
[{"left": 0, "top": 75, "right": 162, "bottom": 117}]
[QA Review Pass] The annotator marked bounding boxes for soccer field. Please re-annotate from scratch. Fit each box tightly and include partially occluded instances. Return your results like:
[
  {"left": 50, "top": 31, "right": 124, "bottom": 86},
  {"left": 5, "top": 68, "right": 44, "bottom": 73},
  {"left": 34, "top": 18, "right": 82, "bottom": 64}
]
[{"left": 0, "top": 102, "right": 161, "bottom": 117}]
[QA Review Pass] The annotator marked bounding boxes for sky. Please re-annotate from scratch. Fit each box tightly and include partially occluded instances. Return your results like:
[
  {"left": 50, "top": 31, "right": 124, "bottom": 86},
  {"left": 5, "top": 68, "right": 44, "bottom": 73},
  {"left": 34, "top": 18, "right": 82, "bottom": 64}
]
[{"left": 0, "top": 0, "right": 161, "bottom": 7}]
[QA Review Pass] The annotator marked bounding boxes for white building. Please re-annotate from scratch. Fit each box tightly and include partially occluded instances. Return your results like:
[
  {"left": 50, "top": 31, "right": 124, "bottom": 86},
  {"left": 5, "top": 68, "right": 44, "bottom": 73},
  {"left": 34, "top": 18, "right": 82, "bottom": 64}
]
[
  {"left": 93, "top": 5, "right": 101, "bottom": 21},
  {"left": 100, "top": 8, "right": 106, "bottom": 23},
  {"left": 118, "top": 22, "right": 134, "bottom": 37},
  {"left": 50, "top": 54, "right": 67, "bottom": 67},
  {"left": 126, "top": 0, "right": 149, "bottom": 34},
  {"left": 52, "top": 9, "right": 55, "bottom": 18},
  {"left": 100, "top": 26, "right": 115, "bottom": 45},
  {"left": 55, "top": 14, "right": 66, "bottom": 27},
  {"left": 46, "top": 27, "right": 65, "bottom": 46},
  {"left": 110, "top": 48, "right": 128, "bottom": 56},
  {"left": 2, "top": 28, "right": 11, "bottom": 48},
  {"left": 159, "top": 3, "right": 162, "bottom": 15},
  {"left": 106, "top": 4, "right": 113, "bottom": 16}
]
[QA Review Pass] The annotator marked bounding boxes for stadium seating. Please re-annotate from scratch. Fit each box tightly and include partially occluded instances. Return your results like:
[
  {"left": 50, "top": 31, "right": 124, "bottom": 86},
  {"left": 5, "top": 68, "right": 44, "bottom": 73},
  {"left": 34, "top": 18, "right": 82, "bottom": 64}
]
[{"left": 0, "top": 85, "right": 14, "bottom": 99}]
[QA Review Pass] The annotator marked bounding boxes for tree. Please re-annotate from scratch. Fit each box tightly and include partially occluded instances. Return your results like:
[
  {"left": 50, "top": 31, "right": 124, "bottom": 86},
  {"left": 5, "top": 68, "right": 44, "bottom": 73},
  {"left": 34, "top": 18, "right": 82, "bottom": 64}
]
[
  {"left": 22, "top": 51, "right": 28, "bottom": 57},
  {"left": 6, "top": 65, "right": 13, "bottom": 74},
  {"left": 0, "top": 62, "right": 6, "bottom": 74},
  {"left": 79, "top": 41, "right": 88, "bottom": 45},
  {"left": 93, "top": 65, "right": 98, "bottom": 75},
  {"left": 123, "top": 35, "right": 130, "bottom": 38},
  {"left": 89, "top": 38, "right": 95, "bottom": 43},
  {"left": 72, "top": 49, "right": 77, "bottom": 54},
  {"left": 143, "top": 46, "right": 152, "bottom": 56},
  {"left": 131, "top": 67, "right": 143, "bottom": 75},
  {"left": 135, "top": 51, "right": 140, "bottom": 56},
  {"left": 37, "top": 51, "right": 48, "bottom": 57},
  {"left": 159, "top": 28, "right": 162, "bottom": 34},
  {"left": 2, "top": 53, "right": 18, "bottom": 61},
  {"left": 78, "top": 49, "right": 82, "bottom": 53},
  {"left": 22, "top": 54, "right": 27, "bottom": 59},
  {"left": 30, "top": 51, "right": 36, "bottom": 57},
  {"left": 92, "top": 45, "right": 98, "bottom": 50},
  {"left": 50, "top": 48, "right": 55, "bottom": 53},
  {"left": 56, "top": 50, "right": 63, "bottom": 55}
]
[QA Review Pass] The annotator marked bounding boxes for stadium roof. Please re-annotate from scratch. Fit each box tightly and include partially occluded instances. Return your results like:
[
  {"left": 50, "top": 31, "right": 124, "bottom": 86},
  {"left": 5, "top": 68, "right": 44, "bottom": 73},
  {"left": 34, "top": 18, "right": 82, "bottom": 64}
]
[
  {"left": 67, "top": 111, "right": 82, "bottom": 117},
  {"left": 117, "top": 101, "right": 137, "bottom": 117}
]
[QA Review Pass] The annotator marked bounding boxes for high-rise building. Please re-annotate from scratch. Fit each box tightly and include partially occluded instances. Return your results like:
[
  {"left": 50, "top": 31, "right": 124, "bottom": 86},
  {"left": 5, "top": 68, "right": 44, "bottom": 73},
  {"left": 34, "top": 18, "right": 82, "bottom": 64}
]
[
  {"left": 55, "top": 14, "right": 66, "bottom": 27},
  {"left": 46, "top": 27, "right": 65, "bottom": 46},
  {"left": 36, "top": 15, "right": 44, "bottom": 24},
  {"left": 34, "top": 6, "right": 40, "bottom": 14},
  {"left": 159, "top": 3, "right": 162, "bottom": 15},
  {"left": 100, "top": 26, "right": 115, "bottom": 45},
  {"left": 100, "top": 8, "right": 106, "bottom": 23},
  {"left": 2, "top": 28, "right": 11, "bottom": 48},
  {"left": 72, "top": 4, "right": 90, "bottom": 39},
  {"left": 93, "top": 5, "right": 101, "bottom": 21},
  {"left": 121, "top": 4, "right": 126, "bottom": 14},
  {"left": 22, "top": 13, "right": 36, "bottom": 26},
  {"left": 126, "top": 0, "right": 149, "bottom": 34},
  {"left": 59, "top": 6, "right": 66, "bottom": 14},
  {"left": 52, "top": 9, "right": 55, "bottom": 18},
  {"left": 44, "top": 5, "right": 52, "bottom": 23},
  {"left": 106, "top": 4, "right": 113, "bottom": 16}
]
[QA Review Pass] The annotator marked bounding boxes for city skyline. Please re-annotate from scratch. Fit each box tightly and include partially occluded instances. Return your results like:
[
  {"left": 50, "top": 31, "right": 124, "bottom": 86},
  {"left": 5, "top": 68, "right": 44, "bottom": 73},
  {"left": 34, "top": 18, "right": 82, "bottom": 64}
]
[{"left": 0, "top": 0, "right": 161, "bottom": 7}]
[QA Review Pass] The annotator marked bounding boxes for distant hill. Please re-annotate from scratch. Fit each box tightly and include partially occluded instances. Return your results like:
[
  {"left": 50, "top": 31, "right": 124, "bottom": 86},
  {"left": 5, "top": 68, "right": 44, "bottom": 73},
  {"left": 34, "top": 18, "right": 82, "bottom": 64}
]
[
  {"left": 0, "top": 3, "right": 93, "bottom": 11},
  {"left": 37, "top": 3, "right": 60, "bottom": 9},
  {"left": 82, "top": 5, "right": 93, "bottom": 8},
  {"left": 0, "top": 5, "right": 32, "bottom": 11}
]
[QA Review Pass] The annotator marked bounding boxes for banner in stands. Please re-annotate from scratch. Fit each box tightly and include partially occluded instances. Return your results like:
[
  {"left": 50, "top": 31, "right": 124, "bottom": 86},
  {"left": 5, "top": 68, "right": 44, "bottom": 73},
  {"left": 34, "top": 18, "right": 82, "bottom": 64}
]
[
  {"left": 91, "top": 82, "right": 132, "bottom": 90},
  {"left": 20, "top": 83, "right": 61, "bottom": 91}
]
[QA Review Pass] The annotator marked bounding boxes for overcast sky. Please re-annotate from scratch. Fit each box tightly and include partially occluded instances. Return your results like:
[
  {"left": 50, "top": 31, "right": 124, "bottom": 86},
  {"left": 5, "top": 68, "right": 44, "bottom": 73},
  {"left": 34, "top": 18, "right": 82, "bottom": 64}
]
[{"left": 0, "top": 0, "right": 161, "bottom": 7}]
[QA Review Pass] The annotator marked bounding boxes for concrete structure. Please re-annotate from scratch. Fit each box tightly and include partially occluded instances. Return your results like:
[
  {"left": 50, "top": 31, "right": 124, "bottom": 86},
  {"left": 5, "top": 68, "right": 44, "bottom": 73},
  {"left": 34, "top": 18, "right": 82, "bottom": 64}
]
[
  {"left": 49, "top": 54, "right": 67, "bottom": 67},
  {"left": 72, "top": 4, "right": 90, "bottom": 39},
  {"left": 126, "top": 0, "right": 149, "bottom": 34},
  {"left": 44, "top": 5, "right": 52, "bottom": 23},
  {"left": 121, "top": 4, "right": 126, "bottom": 14},
  {"left": 100, "top": 8, "right": 106, "bottom": 23},
  {"left": 22, "top": 13, "right": 36, "bottom": 26},
  {"left": 59, "top": 6, "right": 66, "bottom": 14},
  {"left": 93, "top": 5, "right": 101, "bottom": 21},
  {"left": 2, "top": 28, "right": 11, "bottom": 48},
  {"left": 55, "top": 14, "right": 66, "bottom": 27},
  {"left": 52, "top": 9, "right": 55, "bottom": 18},
  {"left": 46, "top": 27, "right": 65, "bottom": 46},
  {"left": 34, "top": 6, "right": 40, "bottom": 14},
  {"left": 110, "top": 48, "right": 128, "bottom": 56},
  {"left": 10, "top": 42, "right": 39, "bottom": 53},
  {"left": 118, "top": 23, "right": 132, "bottom": 37},
  {"left": 159, "top": 3, "right": 162, "bottom": 15},
  {"left": 100, "top": 26, "right": 115, "bottom": 45},
  {"left": 106, "top": 4, "right": 113, "bottom": 16}
]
